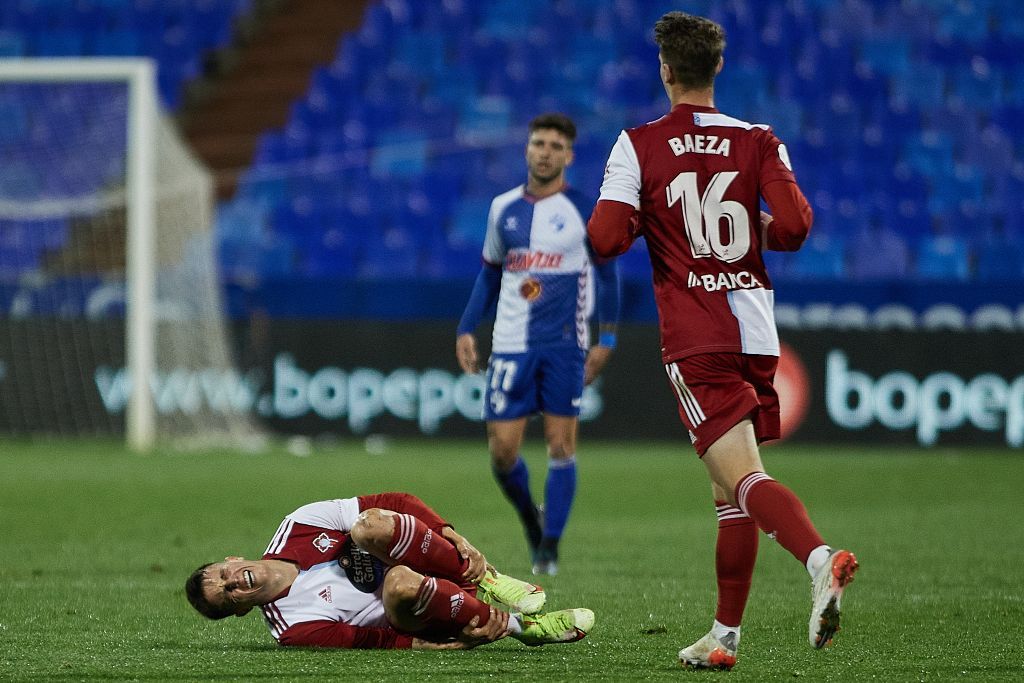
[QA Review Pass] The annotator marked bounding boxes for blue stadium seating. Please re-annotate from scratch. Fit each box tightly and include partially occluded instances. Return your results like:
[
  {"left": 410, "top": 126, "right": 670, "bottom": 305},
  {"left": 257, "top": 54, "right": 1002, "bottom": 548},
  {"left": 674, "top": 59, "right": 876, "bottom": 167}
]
[
  {"left": 0, "top": 0, "right": 250, "bottom": 108},
  {"left": 5, "top": 0, "right": 1024, "bottom": 286},
  {"left": 231, "top": 0, "right": 1024, "bottom": 284}
]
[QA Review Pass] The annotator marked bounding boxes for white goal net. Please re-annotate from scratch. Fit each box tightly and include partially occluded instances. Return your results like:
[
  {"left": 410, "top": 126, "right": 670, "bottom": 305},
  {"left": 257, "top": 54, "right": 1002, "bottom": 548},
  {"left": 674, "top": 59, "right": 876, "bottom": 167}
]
[{"left": 0, "top": 59, "right": 263, "bottom": 451}]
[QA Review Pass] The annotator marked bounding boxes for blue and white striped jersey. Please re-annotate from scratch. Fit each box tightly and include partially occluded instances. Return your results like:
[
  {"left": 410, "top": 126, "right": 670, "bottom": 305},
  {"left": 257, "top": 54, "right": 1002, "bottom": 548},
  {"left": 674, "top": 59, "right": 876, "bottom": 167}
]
[{"left": 482, "top": 185, "right": 596, "bottom": 353}]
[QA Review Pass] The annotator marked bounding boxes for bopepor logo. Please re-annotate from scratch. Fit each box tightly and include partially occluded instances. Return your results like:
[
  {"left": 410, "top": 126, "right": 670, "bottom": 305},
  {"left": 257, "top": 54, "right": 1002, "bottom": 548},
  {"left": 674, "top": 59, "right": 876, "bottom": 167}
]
[
  {"left": 95, "top": 354, "right": 604, "bottom": 434},
  {"left": 825, "top": 350, "right": 1024, "bottom": 446}
]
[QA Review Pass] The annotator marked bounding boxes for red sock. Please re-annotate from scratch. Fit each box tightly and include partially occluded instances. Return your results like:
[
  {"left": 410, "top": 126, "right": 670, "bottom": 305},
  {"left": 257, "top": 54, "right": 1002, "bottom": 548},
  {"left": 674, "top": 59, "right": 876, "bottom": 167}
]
[
  {"left": 735, "top": 472, "right": 825, "bottom": 565},
  {"left": 714, "top": 501, "right": 758, "bottom": 627},
  {"left": 411, "top": 576, "right": 490, "bottom": 631},
  {"left": 388, "top": 514, "right": 468, "bottom": 580}
]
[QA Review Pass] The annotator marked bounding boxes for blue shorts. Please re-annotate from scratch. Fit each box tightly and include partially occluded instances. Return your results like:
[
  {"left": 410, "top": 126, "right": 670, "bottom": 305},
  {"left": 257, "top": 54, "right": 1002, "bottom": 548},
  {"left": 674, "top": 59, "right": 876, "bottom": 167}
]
[{"left": 483, "top": 347, "right": 586, "bottom": 421}]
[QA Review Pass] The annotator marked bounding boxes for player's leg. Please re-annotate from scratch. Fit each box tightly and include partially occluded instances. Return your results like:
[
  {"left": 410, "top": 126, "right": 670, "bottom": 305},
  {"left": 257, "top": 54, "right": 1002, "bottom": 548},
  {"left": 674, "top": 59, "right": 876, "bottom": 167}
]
[
  {"left": 703, "top": 422, "right": 858, "bottom": 649},
  {"left": 485, "top": 352, "right": 544, "bottom": 558},
  {"left": 487, "top": 418, "right": 543, "bottom": 554},
  {"left": 352, "top": 507, "right": 548, "bottom": 615},
  {"left": 352, "top": 508, "right": 470, "bottom": 580},
  {"left": 533, "top": 347, "right": 585, "bottom": 575},
  {"left": 382, "top": 566, "right": 593, "bottom": 647},
  {"left": 382, "top": 565, "right": 516, "bottom": 641},
  {"left": 679, "top": 478, "right": 756, "bottom": 670},
  {"left": 535, "top": 413, "right": 578, "bottom": 575},
  {"left": 670, "top": 353, "right": 831, "bottom": 572},
  {"left": 669, "top": 353, "right": 856, "bottom": 655},
  {"left": 703, "top": 419, "right": 829, "bottom": 570}
]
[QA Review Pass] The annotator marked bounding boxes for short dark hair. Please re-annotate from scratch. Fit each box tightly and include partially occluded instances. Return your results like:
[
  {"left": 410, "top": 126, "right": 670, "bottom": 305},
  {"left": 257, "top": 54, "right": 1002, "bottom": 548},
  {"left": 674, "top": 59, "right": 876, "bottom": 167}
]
[
  {"left": 528, "top": 113, "right": 576, "bottom": 143},
  {"left": 654, "top": 12, "right": 726, "bottom": 90},
  {"left": 185, "top": 563, "right": 233, "bottom": 620}
]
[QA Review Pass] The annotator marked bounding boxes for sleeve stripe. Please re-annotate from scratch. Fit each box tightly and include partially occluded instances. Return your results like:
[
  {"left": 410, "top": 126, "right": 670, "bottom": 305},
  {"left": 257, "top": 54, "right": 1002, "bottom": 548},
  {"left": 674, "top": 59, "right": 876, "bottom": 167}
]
[
  {"left": 265, "top": 518, "right": 294, "bottom": 556},
  {"left": 261, "top": 603, "right": 288, "bottom": 639}
]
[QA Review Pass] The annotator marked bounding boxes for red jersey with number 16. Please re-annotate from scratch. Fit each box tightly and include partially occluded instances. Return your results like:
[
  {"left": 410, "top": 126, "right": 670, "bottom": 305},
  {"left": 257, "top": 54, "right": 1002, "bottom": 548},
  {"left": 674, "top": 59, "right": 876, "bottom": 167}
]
[{"left": 593, "top": 103, "right": 811, "bottom": 364}]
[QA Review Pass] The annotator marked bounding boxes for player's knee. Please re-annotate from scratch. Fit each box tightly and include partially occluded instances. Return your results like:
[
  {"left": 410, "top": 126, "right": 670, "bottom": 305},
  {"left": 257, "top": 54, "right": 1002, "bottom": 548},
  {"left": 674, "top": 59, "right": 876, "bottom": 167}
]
[
  {"left": 546, "top": 442, "right": 574, "bottom": 459},
  {"left": 487, "top": 437, "right": 518, "bottom": 466},
  {"left": 351, "top": 508, "right": 393, "bottom": 548},
  {"left": 383, "top": 565, "right": 422, "bottom": 604}
]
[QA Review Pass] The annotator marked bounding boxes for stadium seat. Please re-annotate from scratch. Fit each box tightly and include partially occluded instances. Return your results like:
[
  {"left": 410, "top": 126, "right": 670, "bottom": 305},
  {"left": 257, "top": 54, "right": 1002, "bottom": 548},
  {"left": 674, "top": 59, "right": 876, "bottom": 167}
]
[
  {"left": 847, "top": 224, "right": 910, "bottom": 280},
  {"left": 787, "top": 233, "right": 846, "bottom": 280},
  {"left": 448, "top": 197, "right": 493, "bottom": 245},
  {"left": 3, "top": 0, "right": 990, "bottom": 287},
  {"left": 974, "top": 233, "right": 1024, "bottom": 281},
  {"left": 0, "top": 29, "right": 26, "bottom": 56},
  {"left": 914, "top": 232, "right": 970, "bottom": 281},
  {"left": 357, "top": 227, "right": 422, "bottom": 279}
]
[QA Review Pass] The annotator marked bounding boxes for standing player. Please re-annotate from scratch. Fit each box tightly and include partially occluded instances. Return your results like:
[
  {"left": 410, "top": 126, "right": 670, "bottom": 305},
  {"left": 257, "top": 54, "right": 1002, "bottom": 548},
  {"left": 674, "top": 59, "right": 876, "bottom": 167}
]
[
  {"left": 185, "top": 492, "right": 594, "bottom": 650},
  {"left": 587, "top": 12, "right": 858, "bottom": 669},
  {"left": 456, "top": 113, "right": 621, "bottom": 575}
]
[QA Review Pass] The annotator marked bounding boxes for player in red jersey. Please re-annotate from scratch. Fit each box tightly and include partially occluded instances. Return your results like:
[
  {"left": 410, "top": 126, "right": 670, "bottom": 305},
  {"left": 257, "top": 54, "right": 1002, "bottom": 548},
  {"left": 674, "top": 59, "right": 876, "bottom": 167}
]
[
  {"left": 185, "top": 492, "right": 593, "bottom": 650},
  {"left": 587, "top": 11, "right": 858, "bottom": 670}
]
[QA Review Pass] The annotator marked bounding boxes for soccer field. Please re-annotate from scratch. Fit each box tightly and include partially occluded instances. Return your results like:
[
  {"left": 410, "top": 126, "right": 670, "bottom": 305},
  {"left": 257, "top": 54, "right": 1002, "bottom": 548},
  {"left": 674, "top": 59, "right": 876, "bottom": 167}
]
[{"left": 1, "top": 438, "right": 1021, "bottom": 682}]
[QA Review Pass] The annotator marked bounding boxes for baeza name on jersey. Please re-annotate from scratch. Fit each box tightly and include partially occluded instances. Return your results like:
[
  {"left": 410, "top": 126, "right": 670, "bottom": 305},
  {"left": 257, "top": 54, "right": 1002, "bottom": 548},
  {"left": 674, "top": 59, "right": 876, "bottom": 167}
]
[{"left": 669, "top": 134, "right": 731, "bottom": 157}]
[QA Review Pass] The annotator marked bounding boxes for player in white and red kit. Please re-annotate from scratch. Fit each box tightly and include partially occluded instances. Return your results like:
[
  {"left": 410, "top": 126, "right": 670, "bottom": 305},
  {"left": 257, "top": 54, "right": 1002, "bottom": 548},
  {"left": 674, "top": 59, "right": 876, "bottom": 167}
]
[
  {"left": 185, "top": 492, "right": 594, "bottom": 650},
  {"left": 587, "top": 12, "right": 858, "bottom": 670}
]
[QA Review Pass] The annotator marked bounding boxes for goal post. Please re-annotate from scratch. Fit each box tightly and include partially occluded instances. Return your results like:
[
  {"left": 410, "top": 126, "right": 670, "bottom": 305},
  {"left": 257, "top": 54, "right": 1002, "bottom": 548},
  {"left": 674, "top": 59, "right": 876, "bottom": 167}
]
[{"left": 0, "top": 58, "right": 261, "bottom": 452}]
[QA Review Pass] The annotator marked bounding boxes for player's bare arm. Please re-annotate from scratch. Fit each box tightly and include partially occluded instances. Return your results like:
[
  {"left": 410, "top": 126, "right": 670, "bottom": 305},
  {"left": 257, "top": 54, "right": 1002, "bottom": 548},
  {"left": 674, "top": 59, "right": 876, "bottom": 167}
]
[
  {"left": 456, "top": 333, "right": 479, "bottom": 374},
  {"left": 584, "top": 336, "right": 614, "bottom": 386}
]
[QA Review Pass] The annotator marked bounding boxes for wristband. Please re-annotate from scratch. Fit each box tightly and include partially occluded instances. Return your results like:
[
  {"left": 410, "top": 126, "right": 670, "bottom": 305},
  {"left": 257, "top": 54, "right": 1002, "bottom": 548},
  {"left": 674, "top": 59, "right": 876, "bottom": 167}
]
[{"left": 599, "top": 331, "right": 617, "bottom": 349}]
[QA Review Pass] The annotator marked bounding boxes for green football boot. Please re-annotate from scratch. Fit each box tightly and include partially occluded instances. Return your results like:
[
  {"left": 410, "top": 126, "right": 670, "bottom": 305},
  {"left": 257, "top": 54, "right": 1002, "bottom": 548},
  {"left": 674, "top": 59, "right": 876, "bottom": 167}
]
[
  {"left": 478, "top": 569, "right": 546, "bottom": 615},
  {"left": 514, "top": 608, "right": 595, "bottom": 646}
]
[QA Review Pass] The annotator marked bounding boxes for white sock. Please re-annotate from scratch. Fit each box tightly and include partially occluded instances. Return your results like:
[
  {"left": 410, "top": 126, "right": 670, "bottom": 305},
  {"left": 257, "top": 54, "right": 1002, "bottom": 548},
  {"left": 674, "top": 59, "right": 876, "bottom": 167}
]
[
  {"left": 711, "top": 619, "right": 739, "bottom": 644},
  {"left": 508, "top": 613, "right": 523, "bottom": 636},
  {"left": 805, "top": 545, "right": 832, "bottom": 577}
]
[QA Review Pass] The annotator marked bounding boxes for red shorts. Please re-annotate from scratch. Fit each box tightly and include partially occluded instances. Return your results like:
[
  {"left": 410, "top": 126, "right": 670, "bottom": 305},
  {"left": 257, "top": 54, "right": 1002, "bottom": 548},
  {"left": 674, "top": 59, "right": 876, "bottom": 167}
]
[{"left": 664, "top": 352, "right": 780, "bottom": 457}]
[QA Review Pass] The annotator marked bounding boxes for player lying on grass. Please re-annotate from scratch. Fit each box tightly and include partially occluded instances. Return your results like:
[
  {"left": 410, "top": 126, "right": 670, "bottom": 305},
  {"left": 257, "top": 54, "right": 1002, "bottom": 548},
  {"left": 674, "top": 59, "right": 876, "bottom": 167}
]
[{"left": 185, "top": 492, "right": 594, "bottom": 650}]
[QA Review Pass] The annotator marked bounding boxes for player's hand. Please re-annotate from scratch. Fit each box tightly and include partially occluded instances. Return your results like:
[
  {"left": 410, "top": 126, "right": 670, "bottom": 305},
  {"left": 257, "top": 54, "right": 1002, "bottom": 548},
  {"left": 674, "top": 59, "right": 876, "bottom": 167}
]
[
  {"left": 442, "top": 526, "right": 487, "bottom": 583},
  {"left": 584, "top": 344, "right": 613, "bottom": 385},
  {"left": 410, "top": 609, "right": 509, "bottom": 650},
  {"left": 456, "top": 334, "right": 479, "bottom": 374},
  {"left": 760, "top": 210, "right": 773, "bottom": 231},
  {"left": 457, "top": 609, "right": 511, "bottom": 647}
]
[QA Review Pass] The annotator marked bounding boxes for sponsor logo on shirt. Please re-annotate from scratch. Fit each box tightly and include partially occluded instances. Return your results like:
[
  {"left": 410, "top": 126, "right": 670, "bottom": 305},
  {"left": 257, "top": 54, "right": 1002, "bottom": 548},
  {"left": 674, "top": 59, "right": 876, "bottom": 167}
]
[
  {"left": 687, "top": 270, "right": 762, "bottom": 293},
  {"left": 312, "top": 532, "right": 338, "bottom": 553},
  {"left": 504, "top": 216, "right": 519, "bottom": 231},
  {"left": 506, "top": 251, "right": 563, "bottom": 271}
]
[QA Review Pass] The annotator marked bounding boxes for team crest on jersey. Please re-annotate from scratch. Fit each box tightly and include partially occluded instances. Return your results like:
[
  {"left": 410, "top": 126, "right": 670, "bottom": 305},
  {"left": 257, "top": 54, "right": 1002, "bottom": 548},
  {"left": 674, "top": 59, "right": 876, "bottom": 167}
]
[
  {"left": 504, "top": 216, "right": 519, "bottom": 231},
  {"left": 550, "top": 213, "right": 566, "bottom": 231},
  {"left": 312, "top": 532, "right": 338, "bottom": 553},
  {"left": 520, "top": 278, "right": 542, "bottom": 301}
]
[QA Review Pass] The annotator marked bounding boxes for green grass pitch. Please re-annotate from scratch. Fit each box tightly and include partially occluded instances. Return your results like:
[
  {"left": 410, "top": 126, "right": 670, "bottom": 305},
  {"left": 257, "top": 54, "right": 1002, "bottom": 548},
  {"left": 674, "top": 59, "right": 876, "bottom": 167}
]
[{"left": 1, "top": 437, "right": 1021, "bottom": 681}]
